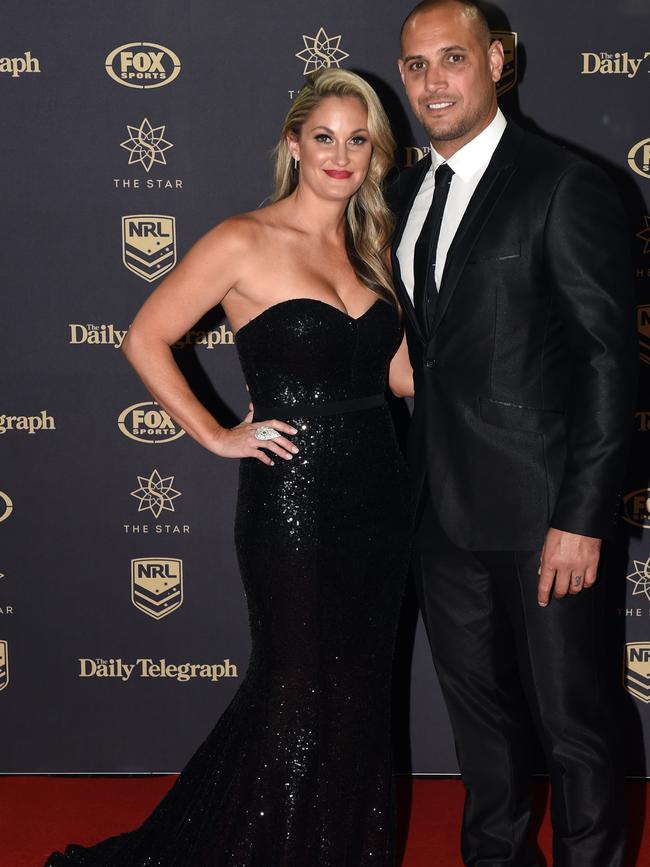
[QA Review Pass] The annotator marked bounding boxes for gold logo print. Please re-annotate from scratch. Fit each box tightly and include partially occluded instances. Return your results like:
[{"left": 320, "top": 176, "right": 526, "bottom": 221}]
[
  {"left": 131, "top": 558, "right": 183, "bottom": 619},
  {"left": 0, "top": 51, "right": 40, "bottom": 77},
  {"left": 627, "top": 556, "right": 650, "bottom": 601},
  {"left": 296, "top": 28, "right": 349, "bottom": 74},
  {"left": 118, "top": 401, "right": 185, "bottom": 444},
  {"left": 639, "top": 304, "right": 650, "bottom": 365},
  {"left": 131, "top": 469, "right": 181, "bottom": 518},
  {"left": 0, "top": 491, "right": 13, "bottom": 523},
  {"left": 638, "top": 217, "right": 650, "bottom": 254},
  {"left": 105, "top": 42, "right": 181, "bottom": 89},
  {"left": 0, "top": 641, "right": 8, "bottom": 691},
  {"left": 622, "top": 489, "right": 650, "bottom": 529},
  {"left": 120, "top": 118, "right": 173, "bottom": 172},
  {"left": 122, "top": 215, "right": 176, "bottom": 282},
  {"left": 624, "top": 642, "right": 650, "bottom": 704},
  {"left": 492, "top": 31, "right": 518, "bottom": 98},
  {"left": 628, "top": 138, "right": 650, "bottom": 180}
]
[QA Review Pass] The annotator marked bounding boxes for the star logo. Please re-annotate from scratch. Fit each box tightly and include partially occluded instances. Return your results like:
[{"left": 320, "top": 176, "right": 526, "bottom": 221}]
[
  {"left": 296, "top": 27, "right": 349, "bottom": 75},
  {"left": 120, "top": 118, "right": 173, "bottom": 173},
  {"left": 637, "top": 216, "right": 650, "bottom": 254},
  {"left": 627, "top": 557, "right": 650, "bottom": 602},
  {"left": 131, "top": 469, "right": 181, "bottom": 518}
]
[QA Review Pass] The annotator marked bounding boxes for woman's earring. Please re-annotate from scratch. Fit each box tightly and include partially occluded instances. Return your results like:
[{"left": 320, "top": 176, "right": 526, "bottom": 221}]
[{"left": 293, "top": 157, "right": 299, "bottom": 170}]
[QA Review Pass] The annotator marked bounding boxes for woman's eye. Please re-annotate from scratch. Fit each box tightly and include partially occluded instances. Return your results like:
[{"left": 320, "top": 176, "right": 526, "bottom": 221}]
[
  {"left": 315, "top": 134, "right": 332, "bottom": 143},
  {"left": 350, "top": 136, "right": 367, "bottom": 146}
]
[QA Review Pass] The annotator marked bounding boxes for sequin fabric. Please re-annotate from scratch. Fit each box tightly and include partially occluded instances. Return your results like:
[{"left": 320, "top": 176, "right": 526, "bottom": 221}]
[{"left": 45, "top": 298, "right": 412, "bottom": 867}]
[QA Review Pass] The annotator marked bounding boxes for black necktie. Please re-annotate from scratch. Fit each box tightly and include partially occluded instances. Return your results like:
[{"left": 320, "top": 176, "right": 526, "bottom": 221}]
[{"left": 413, "top": 163, "right": 454, "bottom": 333}]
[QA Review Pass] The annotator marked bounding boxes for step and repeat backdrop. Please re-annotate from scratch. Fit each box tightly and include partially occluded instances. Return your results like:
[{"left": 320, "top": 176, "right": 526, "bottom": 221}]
[{"left": 1, "top": 0, "right": 649, "bottom": 775}]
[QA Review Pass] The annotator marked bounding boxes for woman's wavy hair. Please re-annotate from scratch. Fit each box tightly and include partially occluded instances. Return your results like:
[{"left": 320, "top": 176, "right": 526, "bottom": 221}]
[{"left": 274, "top": 68, "right": 397, "bottom": 308}]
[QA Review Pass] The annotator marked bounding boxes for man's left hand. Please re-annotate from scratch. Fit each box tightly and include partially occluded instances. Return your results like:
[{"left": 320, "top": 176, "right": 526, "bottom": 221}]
[{"left": 537, "top": 528, "right": 602, "bottom": 607}]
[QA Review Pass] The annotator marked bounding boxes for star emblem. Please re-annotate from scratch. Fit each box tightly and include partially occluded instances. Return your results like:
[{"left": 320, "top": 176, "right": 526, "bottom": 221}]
[
  {"left": 637, "top": 216, "right": 650, "bottom": 255},
  {"left": 627, "top": 557, "right": 650, "bottom": 602},
  {"left": 296, "top": 27, "right": 349, "bottom": 75},
  {"left": 120, "top": 118, "right": 173, "bottom": 173},
  {"left": 131, "top": 470, "right": 181, "bottom": 518}
]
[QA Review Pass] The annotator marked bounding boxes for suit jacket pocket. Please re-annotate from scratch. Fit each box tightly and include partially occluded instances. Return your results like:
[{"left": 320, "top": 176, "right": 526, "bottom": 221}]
[
  {"left": 479, "top": 396, "right": 563, "bottom": 434},
  {"left": 467, "top": 241, "right": 521, "bottom": 263}
]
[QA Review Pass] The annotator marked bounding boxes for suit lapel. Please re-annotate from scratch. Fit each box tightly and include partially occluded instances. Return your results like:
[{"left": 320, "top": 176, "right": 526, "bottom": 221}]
[
  {"left": 391, "top": 154, "right": 432, "bottom": 344},
  {"left": 430, "top": 124, "right": 524, "bottom": 338}
]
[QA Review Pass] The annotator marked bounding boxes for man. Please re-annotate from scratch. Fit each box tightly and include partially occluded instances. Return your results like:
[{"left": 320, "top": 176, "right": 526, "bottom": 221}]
[{"left": 390, "top": 1, "right": 638, "bottom": 864}]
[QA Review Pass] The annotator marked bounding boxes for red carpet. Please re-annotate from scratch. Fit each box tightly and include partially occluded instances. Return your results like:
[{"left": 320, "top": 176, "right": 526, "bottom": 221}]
[{"left": 0, "top": 777, "right": 646, "bottom": 866}]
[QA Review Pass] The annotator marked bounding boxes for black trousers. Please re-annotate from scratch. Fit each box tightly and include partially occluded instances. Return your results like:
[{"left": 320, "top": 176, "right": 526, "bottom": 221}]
[{"left": 414, "top": 493, "right": 625, "bottom": 867}]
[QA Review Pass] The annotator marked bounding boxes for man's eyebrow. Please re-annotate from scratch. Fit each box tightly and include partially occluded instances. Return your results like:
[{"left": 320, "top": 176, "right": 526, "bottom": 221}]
[{"left": 403, "top": 45, "right": 469, "bottom": 63}]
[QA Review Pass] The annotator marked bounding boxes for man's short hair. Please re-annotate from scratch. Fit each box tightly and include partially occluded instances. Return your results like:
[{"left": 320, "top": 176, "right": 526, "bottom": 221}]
[{"left": 400, "top": 0, "right": 492, "bottom": 51}]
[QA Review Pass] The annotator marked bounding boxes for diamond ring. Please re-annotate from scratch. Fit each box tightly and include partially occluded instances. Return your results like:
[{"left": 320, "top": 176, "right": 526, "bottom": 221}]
[{"left": 254, "top": 426, "right": 281, "bottom": 441}]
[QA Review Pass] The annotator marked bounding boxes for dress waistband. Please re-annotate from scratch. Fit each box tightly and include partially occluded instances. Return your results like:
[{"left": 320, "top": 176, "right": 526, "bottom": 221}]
[{"left": 253, "top": 393, "right": 386, "bottom": 422}]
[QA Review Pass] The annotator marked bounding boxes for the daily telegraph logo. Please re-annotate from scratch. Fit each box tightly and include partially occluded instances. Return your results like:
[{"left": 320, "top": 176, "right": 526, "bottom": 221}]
[
  {"left": 118, "top": 401, "right": 185, "bottom": 444},
  {"left": 404, "top": 145, "right": 430, "bottom": 168},
  {"left": 131, "top": 469, "right": 181, "bottom": 518},
  {"left": 637, "top": 411, "right": 650, "bottom": 432},
  {"left": 581, "top": 51, "right": 650, "bottom": 78},
  {"left": 0, "top": 492, "right": 13, "bottom": 524},
  {"left": 0, "top": 412, "right": 55, "bottom": 435},
  {"left": 296, "top": 28, "right": 349, "bottom": 74},
  {"left": 492, "top": 31, "right": 517, "bottom": 97},
  {"left": 639, "top": 304, "right": 650, "bottom": 364},
  {"left": 105, "top": 43, "right": 181, "bottom": 89},
  {"left": 622, "top": 489, "right": 650, "bottom": 529},
  {"left": 0, "top": 641, "right": 8, "bottom": 691},
  {"left": 628, "top": 139, "right": 650, "bottom": 180},
  {"left": 69, "top": 323, "right": 233, "bottom": 349},
  {"left": 131, "top": 557, "right": 183, "bottom": 619},
  {"left": 79, "top": 657, "right": 238, "bottom": 682},
  {"left": 122, "top": 215, "right": 176, "bottom": 282},
  {"left": 0, "top": 51, "right": 40, "bottom": 77},
  {"left": 624, "top": 642, "right": 650, "bottom": 704}
]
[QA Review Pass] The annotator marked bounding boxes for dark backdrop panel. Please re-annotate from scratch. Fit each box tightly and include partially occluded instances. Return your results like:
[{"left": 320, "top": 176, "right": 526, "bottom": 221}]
[{"left": 1, "top": 0, "right": 648, "bottom": 776}]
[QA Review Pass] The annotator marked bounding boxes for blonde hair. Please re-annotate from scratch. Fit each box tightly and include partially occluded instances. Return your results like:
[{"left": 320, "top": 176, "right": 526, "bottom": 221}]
[{"left": 274, "top": 69, "right": 397, "bottom": 307}]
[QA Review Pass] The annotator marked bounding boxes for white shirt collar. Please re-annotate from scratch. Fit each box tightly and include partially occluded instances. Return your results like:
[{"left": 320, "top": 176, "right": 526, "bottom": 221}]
[{"left": 430, "top": 107, "right": 507, "bottom": 182}]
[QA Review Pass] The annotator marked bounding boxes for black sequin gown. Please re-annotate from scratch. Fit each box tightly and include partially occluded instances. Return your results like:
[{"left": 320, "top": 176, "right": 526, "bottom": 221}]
[{"left": 45, "top": 298, "right": 412, "bottom": 867}]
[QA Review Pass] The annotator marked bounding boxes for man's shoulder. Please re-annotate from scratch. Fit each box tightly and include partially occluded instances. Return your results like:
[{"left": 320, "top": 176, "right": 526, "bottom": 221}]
[
  {"left": 514, "top": 124, "right": 607, "bottom": 185},
  {"left": 384, "top": 158, "right": 428, "bottom": 215}
]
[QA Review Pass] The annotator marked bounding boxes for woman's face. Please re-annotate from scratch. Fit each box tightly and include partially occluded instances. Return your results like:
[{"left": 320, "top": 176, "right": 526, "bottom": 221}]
[{"left": 288, "top": 95, "right": 372, "bottom": 202}]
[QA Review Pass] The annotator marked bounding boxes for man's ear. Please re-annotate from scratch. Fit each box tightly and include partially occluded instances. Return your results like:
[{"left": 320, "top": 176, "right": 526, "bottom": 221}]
[{"left": 488, "top": 39, "right": 505, "bottom": 84}]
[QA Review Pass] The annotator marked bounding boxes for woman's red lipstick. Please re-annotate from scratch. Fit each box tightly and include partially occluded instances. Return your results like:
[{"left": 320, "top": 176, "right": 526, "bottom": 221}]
[{"left": 324, "top": 169, "right": 353, "bottom": 179}]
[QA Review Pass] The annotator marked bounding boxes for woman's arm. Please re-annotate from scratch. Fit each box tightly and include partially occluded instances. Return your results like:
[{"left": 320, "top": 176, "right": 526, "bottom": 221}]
[
  {"left": 388, "top": 333, "right": 414, "bottom": 398},
  {"left": 121, "top": 218, "right": 297, "bottom": 465}
]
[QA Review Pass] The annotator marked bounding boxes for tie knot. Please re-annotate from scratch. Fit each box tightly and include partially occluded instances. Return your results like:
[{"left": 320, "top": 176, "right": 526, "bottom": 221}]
[{"left": 434, "top": 163, "right": 454, "bottom": 187}]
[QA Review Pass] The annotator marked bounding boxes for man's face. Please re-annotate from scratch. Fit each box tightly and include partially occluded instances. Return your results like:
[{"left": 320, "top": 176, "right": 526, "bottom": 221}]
[{"left": 398, "top": 3, "right": 504, "bottom": 156}]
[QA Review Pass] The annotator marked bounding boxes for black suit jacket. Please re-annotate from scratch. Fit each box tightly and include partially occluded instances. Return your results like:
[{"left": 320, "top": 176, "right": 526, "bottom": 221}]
[{"left": 389, "top": 122, "right": 638, "bottom": 550}]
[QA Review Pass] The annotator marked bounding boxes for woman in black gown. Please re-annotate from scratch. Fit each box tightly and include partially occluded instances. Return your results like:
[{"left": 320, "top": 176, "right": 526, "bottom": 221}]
[{"left": 45, "top": 68, "right": 414, "bottom": 867}]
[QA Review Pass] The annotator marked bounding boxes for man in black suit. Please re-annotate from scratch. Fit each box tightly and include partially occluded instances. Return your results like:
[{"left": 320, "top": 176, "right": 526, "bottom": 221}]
[{"left": 391, "top": 1, "right": 638, "bottom": 864}]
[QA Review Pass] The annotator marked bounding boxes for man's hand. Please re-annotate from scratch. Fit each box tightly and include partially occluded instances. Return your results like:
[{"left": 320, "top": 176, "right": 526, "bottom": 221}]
[{"left": 537, "top": 528, "right": 602, "bottom": 607}]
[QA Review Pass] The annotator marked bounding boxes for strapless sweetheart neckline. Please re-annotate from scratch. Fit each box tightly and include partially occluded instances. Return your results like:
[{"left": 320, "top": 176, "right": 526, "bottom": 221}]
[{"left": 235, "top": 296, "right": 382, "bottom": 339}]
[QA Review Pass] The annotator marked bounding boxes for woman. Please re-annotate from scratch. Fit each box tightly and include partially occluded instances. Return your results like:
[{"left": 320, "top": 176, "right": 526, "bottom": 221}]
[{"left": 46, "top": 68, "right": 414, "bottom": 867}]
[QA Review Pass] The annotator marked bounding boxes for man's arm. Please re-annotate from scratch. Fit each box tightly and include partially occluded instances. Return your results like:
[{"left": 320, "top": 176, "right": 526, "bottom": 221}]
[{"left": 537, "top": 161, "right": 637, "bottom": 604}]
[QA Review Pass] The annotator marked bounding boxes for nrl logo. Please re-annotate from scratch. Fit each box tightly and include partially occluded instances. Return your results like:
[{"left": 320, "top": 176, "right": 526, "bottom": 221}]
[
  {"left": 131, "top": 557, "right": 183, "bottom": 620},
  {"left": 0, "top": 640, "right": 8, "bottom": 691},
  {"left": 122, "top": 215, "right": 176, "bottom": 282},
  {"left": 624, "top": 642, "right": 650, "bottom": 704},
  {"left": 492, "top": 30, "right": 518, "bottom": 98}
]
